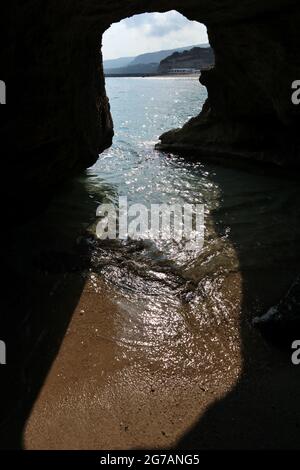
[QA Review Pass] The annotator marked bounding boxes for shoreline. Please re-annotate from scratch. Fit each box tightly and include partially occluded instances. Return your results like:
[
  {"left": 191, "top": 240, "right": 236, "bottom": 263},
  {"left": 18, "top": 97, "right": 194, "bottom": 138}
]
[
  {"left": 2, "top": 169, "right": 300, "bottom": 449},
  {"left": 21, "top": 236, "right": 300, "bottom": 450},
  {"left": 105, "top": 73, "right": 200, "bottom": 79}
]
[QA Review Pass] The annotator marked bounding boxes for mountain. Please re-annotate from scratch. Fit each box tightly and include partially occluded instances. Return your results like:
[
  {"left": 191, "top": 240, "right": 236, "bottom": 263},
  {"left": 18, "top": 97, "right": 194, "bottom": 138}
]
[
  {"left": 103, "top": 56, "right": 135, "bottom": 69},
  {"left": 103, "top": 43, "right": 210, "bottom": 75},
  {"left": 158, "top": 47, "right": 215, "bottom": 73},
  {"left": 105, "top": 63, "right": 159, "bottom": 75},
  {"left": 129, "top": 43, "right": 209, "bottom": 66}
]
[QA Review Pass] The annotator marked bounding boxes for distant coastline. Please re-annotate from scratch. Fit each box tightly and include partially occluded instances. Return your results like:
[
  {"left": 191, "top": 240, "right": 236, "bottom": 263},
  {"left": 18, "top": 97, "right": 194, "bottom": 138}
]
[
  {"left": 105, "top": 73, "right": 201, "bottom": 78},
  {"left": 104, "top": 44, "right": 213, "bottom": 77}
]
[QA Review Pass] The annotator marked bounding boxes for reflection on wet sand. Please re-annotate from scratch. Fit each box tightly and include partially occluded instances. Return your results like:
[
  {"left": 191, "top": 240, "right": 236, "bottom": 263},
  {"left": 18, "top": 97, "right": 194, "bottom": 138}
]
[
  {"left": 13, "top": 159, "right": 300, "bottom": 449},
  {"left": 1, "top": 76, "right": 300, "bottom": 449}
]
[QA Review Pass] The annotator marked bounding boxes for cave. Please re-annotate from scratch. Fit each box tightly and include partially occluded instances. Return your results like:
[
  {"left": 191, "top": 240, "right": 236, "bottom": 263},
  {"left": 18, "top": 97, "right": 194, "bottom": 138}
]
[
  {"left": 0, "top": 0, "right": 300, "bottom": 451},
  {"left": 2, "top": 1, "right": 300, "bottom": 221}
]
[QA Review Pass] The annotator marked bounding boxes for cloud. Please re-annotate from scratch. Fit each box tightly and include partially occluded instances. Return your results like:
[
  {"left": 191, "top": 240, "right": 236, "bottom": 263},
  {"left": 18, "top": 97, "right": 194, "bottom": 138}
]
[
  {"left": 122, "top": 11, "right": 188, "bottom": 37},
  {"left": 102, "top": 11, "right": 208, "bottom": 60}
]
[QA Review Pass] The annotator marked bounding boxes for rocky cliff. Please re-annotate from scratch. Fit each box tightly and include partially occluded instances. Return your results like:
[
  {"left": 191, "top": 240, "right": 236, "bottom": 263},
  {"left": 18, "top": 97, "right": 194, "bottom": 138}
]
[
  {"left": 158, "top": 47, "right": 214, "bottom": 74},
  {"left": 157, "top": 3, "right": 300, "bottom": 167},
  {"left": 1, "top": 0, "right": 300, "bottom": 220}
]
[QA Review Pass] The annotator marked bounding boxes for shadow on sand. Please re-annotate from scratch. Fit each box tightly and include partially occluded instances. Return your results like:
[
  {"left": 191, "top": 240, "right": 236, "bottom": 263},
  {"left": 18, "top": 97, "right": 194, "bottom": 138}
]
[
  {"left": 0, "top": 162, "right": 299, "bottom": 449},
  {"left": 176, "top": 163, "right": 300, "bottom": 449},
  {"left": 0, "top": 175, "right": 110, "bottom": 449}
]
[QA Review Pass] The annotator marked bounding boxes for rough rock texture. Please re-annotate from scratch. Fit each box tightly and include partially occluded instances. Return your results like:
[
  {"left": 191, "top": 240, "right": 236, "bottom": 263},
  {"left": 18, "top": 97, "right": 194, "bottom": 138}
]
[
  {"left": 253, "top": 276, "right": 300, "bottom": 347},
  {"left": 1, "top": 0, "right": 300, "bottom": 220},
  {"left": 158, "top": 2, "right": 300, "bottom": 166},
  {"left": 0, "top": 1, "right": 300, "bottom": 449}
]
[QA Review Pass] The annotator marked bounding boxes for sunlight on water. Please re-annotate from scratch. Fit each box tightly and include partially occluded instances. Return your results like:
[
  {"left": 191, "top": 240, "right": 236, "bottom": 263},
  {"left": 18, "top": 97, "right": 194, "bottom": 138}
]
[
  {"left": 80, "top": 78, "right": 300, "bottom": 377},
  {"left": 87, "top": 78, "right": 300, "bottom": 314},
  {"left": 22, "top": 78, "right": 300, "bottom": 449}
]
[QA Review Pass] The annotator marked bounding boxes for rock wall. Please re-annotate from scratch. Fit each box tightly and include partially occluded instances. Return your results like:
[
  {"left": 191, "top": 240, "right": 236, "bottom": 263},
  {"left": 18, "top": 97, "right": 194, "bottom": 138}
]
[
  {"left": 1, "top": 0, "right": 300, "bottom": 220},
  {"left": 158, "top": 2, "right": 300, "bottom": 167}
]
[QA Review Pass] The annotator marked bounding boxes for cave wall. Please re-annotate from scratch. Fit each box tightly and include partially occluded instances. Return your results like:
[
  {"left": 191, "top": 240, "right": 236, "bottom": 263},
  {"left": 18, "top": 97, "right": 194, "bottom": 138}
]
[
  {"left": 1, "top": 0, "right": 300, "bottom": 219},
  {"left": 159, "top": 1, "right": 300, "bottom": 166}
]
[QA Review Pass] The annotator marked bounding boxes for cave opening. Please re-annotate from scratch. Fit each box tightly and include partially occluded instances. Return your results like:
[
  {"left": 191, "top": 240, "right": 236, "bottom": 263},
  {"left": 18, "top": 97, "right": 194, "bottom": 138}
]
[
  {"left": 90, "top": 10, "right": 214, "bottom": 262},
  {"left": 101, "top": 10, "right": 213, "bottom": 148},
  {"left": 1, "top": 1, "right": 300, "bottom": 451}
]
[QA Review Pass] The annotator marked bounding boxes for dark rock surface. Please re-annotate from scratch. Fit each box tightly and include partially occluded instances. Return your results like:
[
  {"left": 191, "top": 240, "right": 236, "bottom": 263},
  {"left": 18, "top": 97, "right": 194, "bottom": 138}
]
[
  {"left": 158, "top": 3, "right": 300, "bottom": 167},
  {"left": 253, "top": 276, "right": 300, "bottom": 347},
  {"left": 0, "top": 1, "right": 300, "bottom": 449}
]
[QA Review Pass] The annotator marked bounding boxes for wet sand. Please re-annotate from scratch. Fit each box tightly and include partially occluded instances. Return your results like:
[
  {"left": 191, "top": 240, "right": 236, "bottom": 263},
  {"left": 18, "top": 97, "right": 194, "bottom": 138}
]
[
  {"left": 2, "top": 168, "right": 300, "bottom": 449},
  {"left": 23, "top": 268, "right": 240, "bottom": 449},
  {"left": 22, "top": 266, "right": 299, "bottom": 449}
]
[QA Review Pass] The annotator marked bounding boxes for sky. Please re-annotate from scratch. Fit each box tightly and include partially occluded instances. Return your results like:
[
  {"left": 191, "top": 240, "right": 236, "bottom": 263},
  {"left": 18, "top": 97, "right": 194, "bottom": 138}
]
[{"left": 102, "top": 11, "right": 208, "bottom": 60}]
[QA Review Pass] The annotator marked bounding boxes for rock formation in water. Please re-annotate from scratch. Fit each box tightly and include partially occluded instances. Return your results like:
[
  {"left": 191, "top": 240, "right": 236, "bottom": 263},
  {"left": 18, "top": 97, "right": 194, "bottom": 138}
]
[
  {"left": 1, "top": 0, "right": 300, "bottom": 220},
  {"left": 158, "top": 47, "right": 215, "bottom": 74},
  {"left": 253, "top": 276, "right": 300, "bottom": 347}
]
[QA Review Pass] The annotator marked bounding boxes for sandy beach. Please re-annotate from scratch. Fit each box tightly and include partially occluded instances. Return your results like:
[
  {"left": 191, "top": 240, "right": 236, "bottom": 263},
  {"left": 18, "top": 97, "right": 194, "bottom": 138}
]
[{"left": 20, "top": 261, "right": 299, "bottom": 450}]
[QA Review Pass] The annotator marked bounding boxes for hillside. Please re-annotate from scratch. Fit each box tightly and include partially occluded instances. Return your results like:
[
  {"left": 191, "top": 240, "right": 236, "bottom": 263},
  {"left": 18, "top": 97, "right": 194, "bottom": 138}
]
[
  {"left": 105, "top": 63, "right": 159, "bottom": 75},
  {"left": 128, "top": 43, "right": 209, "bottom": 65},
  {"left": 158, "top": 46, "right": 214, "bottom": 73},
  {"left": 102, "top": 56, "right": 135, "bottom": 69},
  {"left": 103, "top": 43, "right": 209, "bottom": 75}
]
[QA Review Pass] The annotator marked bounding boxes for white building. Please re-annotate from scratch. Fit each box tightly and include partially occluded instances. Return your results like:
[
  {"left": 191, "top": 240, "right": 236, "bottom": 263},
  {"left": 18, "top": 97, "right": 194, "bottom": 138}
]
[{"left": 169, "top": 68, "right": 200, "bottom": 74}]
